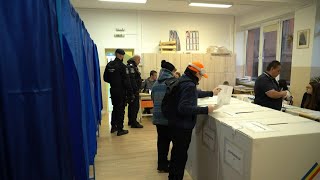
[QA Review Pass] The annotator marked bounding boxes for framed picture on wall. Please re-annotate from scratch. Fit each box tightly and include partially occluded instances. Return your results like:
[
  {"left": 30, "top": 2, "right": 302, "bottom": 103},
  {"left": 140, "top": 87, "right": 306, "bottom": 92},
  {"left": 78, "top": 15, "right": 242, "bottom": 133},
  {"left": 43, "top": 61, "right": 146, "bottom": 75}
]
[{"left": 297, "top": 29, "right": 310, "bottom": 49}]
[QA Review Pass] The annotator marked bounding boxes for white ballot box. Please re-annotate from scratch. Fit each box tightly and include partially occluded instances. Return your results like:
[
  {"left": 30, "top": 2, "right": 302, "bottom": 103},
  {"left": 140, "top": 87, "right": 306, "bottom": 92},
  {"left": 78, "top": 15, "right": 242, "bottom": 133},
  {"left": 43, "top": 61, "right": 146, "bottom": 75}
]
[
  {"left": 216, "top": 120, "right": 320, "bottom": 180},
  {"left": 187, "top": 97, "right": 320, "bottom": 180}
]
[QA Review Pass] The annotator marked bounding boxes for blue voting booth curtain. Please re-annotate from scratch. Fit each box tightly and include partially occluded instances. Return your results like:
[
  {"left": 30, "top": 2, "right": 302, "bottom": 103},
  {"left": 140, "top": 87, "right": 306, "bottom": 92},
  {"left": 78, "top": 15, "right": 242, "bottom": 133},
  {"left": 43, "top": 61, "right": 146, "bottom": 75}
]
[
  {"left": 62, "top": 35, "right": 89, "bottom": 180},
  {"left": 0, "top": 0, "right": 101, "bottom": 179},
  {"left": 60, "top": 0, "right": 98, "bottom": 171},
  {"left": 0, "top": 0, "right": 74, "bottom": 179},
  {"left": 59, "top": 0, "right": 90, "bottom": 178},
  {"left": 82, "top": 27, "right": 98, "bottom": 163},
  {"left": 93, "top": 44, "right": 103, "bottom": 124}
]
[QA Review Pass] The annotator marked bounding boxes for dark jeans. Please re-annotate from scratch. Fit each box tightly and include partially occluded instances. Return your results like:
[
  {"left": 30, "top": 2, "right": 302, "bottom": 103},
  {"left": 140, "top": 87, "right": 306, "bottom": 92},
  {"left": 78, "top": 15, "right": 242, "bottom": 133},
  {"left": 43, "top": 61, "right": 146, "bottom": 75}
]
[
  {"left": 156, "top": 125, "right": 171, "bottom": 169},
  {"left": 110, "top": 89, "right": 125, "bottom": 130},
  {"left": 128, "top": 94, "right": 139, "bottom": 125},
  {"left": 168, "top": 128, "right": 192, "bottom": 180}
]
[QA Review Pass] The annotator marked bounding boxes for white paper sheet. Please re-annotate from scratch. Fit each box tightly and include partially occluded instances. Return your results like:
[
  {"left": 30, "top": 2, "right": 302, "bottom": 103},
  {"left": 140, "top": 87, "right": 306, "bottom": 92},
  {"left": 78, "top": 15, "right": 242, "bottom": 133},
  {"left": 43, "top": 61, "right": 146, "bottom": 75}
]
[
  {"left": 202, "top": 127, "right": 216, "bottom": 151},
  {"left": 224, "top": 139, "right": 244, "bottom": 175},
  {"left": 217, "top": 85, "right": 233, "bottom": 105}
]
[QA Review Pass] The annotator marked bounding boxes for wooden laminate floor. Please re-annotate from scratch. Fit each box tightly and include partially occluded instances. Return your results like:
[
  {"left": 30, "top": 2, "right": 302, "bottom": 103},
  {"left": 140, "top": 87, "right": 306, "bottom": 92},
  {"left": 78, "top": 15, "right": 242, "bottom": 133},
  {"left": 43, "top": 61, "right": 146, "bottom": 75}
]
[{"left": 93, "top": 112, "right": 193, "bottom": 180}]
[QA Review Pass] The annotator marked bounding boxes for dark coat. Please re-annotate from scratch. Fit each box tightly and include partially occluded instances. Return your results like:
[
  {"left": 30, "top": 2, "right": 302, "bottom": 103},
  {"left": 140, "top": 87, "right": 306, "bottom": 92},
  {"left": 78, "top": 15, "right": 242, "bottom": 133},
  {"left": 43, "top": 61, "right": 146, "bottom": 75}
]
[{"left": 175, "top": 72, "right": 213, "bottom": 129}]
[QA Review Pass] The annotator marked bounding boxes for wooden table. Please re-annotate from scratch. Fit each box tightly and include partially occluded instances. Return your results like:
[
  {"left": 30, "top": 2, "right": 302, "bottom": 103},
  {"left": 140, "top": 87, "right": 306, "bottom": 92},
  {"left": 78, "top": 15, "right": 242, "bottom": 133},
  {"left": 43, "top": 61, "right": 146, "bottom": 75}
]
[
  {"left": 138, "top": 93, "right": 153, "bottom": 122},
  {"left": 282, "top": 104, "right": 320, "bottom": 122}
]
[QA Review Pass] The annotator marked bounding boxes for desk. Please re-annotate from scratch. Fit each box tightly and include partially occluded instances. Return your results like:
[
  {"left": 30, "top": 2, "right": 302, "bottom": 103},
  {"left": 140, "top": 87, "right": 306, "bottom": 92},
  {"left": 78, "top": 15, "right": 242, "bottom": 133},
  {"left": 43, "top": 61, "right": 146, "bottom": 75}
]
[
  {"left": 282, "top": 104, "right": 320, "bottom": 122},
  {"left": 231, "top": 95, "right": 319, "bottom": 121},
  {"left": 231, "top": 94, "right": 254, "bottom": 103},
  {"left": 238, "top": 81, "right": 255, "bottom": 87},
  {"left": 233, "top": 85, "right": 254, "bottom": 94},
  {"left": 138, "top": 93, "right": 153, "bottom": 121}
]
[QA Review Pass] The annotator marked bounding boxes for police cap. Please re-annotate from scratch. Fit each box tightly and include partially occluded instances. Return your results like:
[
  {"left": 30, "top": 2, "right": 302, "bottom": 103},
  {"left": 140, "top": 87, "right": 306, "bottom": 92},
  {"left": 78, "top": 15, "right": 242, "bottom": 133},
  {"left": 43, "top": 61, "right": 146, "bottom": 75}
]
[{"left": 115, "top": 49, "right": 125, "bottom": 55}]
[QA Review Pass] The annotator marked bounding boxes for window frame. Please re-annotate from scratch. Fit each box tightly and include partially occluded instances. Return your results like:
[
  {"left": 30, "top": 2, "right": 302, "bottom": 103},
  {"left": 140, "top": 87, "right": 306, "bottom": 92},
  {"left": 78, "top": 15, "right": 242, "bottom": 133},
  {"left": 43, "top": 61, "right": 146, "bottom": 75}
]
[{"left": 244, "top": 16, "right": 294, "bottom": 82}]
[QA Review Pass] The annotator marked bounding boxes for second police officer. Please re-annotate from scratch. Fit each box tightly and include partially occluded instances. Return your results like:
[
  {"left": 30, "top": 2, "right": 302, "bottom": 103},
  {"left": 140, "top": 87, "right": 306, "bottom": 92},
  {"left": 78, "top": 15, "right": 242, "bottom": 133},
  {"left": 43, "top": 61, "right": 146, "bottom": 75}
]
[{"left": 127, "top": 55, "right": 144, "bottom": 128}]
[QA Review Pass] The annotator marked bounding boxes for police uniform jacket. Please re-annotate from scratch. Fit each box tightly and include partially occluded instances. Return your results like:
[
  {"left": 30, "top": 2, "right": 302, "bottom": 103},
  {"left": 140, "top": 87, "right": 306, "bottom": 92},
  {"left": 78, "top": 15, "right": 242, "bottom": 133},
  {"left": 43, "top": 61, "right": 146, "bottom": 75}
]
[{"left": 127, "top": 59, "right": 142, "bottom": 94}]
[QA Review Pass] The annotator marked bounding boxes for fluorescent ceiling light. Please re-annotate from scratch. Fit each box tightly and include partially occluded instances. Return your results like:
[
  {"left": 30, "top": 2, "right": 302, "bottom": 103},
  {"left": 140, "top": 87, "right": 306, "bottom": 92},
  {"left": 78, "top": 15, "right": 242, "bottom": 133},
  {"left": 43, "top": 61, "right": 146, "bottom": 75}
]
[
  {"left": 189, "top": 3, "right": 232, "bottom": 8},
  {"left": 99, "top": 0, "right": 147, "bottom": 3}
]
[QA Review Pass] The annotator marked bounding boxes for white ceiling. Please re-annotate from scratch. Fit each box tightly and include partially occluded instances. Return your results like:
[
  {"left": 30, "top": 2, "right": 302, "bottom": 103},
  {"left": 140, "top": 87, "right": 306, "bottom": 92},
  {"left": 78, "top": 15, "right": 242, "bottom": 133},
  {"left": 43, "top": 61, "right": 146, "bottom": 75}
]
[{"left": 70, "top": 0, "right": 313, "bottom": 16}]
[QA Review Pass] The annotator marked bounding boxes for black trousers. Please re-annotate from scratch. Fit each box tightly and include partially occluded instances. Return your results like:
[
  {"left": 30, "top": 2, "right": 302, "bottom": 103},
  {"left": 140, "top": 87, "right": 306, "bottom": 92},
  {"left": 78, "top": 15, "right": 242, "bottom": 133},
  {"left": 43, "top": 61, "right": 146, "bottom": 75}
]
[
  {"left": 156, "top": 125, "right": 171, "bottom": 169},
  {"left": 128, "top": 94, "right": 139, "bottom": 125},
  {"left": 110, "top": 89, "right": 126, "bottom": 130},
  {"left": 168, "top": 128, "right": 193, "bottom": 180}
]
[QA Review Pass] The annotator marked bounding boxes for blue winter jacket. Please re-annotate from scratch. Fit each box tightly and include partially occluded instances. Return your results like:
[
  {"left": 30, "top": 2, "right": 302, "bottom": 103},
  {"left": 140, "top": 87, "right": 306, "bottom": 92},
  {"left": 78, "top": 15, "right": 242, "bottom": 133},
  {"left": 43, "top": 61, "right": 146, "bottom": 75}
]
[
  {"left": 175, "top": 73, "right": 213, "bottom": 130},
  {"left": 151, "top": 68, "right": 174, "bottom": 126}
]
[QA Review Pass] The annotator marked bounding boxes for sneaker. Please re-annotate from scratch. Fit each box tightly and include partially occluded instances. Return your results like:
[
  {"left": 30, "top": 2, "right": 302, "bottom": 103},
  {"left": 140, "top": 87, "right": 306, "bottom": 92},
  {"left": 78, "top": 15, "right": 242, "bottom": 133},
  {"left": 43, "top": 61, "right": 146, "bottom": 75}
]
[
  {"left": 117, "top": 129, "right": 129, "bottom": 136},
  {"left": 110, "top": 126, "right": 117, "bottom": 133},
  {"left": 131, "top": 122, "right": 143, "bottom": 128}
]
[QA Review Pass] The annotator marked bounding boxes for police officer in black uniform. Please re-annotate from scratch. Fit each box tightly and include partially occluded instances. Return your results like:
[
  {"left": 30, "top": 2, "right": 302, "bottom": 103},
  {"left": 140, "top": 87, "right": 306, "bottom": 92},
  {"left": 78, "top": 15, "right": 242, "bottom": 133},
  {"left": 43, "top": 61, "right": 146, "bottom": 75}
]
[
  {"left": 127, "top": 55, "right": 144, "bottom": 128},
  {"left": 103, "top": 49, "right": 133, "bottom": 136}
]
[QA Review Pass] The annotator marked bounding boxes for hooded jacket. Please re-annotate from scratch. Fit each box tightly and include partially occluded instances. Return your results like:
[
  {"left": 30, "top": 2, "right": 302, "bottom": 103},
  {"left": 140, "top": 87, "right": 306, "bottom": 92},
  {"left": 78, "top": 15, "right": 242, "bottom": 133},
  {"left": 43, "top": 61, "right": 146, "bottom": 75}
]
[{"left": 151, "top": 68, "right": 174, "bottom": 125}]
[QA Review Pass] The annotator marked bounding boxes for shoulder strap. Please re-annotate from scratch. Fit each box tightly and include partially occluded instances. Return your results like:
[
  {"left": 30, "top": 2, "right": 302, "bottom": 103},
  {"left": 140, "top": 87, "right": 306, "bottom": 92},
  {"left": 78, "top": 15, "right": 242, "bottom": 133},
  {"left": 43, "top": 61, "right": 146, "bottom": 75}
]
[
  {"left": 165, "top": 77, "right": 192, "bottom": 94},
  {"left": 179, "top": 78, "right": 193, "bottom": 84}
]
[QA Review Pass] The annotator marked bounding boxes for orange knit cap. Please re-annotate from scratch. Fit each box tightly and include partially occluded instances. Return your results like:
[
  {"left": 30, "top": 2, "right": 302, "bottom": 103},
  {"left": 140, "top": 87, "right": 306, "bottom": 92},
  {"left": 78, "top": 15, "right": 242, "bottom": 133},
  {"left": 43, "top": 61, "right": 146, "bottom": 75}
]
[{"left": 188, "top": 61, "right": 208, "bottom": 78}]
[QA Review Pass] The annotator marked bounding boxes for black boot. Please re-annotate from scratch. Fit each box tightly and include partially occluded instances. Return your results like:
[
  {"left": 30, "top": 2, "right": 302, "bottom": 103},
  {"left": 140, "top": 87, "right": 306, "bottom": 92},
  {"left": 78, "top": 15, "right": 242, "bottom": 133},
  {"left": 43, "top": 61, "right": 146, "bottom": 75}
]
[
  {"left": 131, "top": 122, "right": 143, "bottom": 128},
  {"left": 110, "top": 126, "right": 117, "bottom": 133},
  {"left": 117, "top": 129, "right": 129, "bottom": 136},
  {"left": 157, "top": 166, "right": 169, "bottom": 173},
  {"left": 157, "top": 160, "right": 169, "bottom": 173}
]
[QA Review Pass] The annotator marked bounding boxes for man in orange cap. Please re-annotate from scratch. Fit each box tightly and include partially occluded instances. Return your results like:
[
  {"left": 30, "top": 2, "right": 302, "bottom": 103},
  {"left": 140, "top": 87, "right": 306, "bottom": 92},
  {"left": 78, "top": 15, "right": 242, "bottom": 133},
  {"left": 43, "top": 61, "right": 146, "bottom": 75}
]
[{"left": 168, "top": 61, "right": 220, "bottom": 180}]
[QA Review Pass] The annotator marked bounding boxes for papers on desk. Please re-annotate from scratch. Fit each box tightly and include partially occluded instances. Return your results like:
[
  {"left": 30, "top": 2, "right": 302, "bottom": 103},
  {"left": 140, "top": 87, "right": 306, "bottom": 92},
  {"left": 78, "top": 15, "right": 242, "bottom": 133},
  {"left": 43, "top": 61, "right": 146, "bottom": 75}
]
[
  {"left": 213, "top": 103, "right": 222, "bottom": 110},
  {"left": 283, "top": 104, "right": 320, "bottom": 121},
  {"left": 198, "top": 97, "right": 223, "bottom": 110},
  {"left": 199, "top": 103, "right": 222, "bottom": 110}
]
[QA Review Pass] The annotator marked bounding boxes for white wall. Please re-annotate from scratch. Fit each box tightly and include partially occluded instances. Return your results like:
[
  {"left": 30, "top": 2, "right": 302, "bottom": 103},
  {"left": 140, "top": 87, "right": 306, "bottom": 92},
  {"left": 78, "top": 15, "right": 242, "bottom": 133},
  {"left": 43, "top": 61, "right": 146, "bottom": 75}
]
[
  {"left": 77, "top": 8, "right": 234, "bottom": 66},
  {"left": 234, "top": 4, "right": 317, "bottom": 68},
  {"left": 77, "top": 9, "right": 140, "bottom": 66},
  {"left": 236, "top": 5, "right": 295, "bottom": 31},
  {"left": 140, "top": 11, "right": 234, "bottom": 53},
  {"left": 235, "top": 31, "right": 245, "bottom": 66},
  {"left": 292, "top": 5, "right": 316, "bottom": 67},
  {"left": 311, "top": 0, "right": 320, "bottom": 67}
]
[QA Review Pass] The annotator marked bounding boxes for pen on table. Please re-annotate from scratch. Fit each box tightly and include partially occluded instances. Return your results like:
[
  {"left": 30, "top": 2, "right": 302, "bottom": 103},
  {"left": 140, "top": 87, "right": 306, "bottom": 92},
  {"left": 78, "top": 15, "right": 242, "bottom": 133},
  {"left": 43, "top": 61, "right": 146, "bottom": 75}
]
[
  {"left": 267, "top": 123, "right": 288, "bottom": 125},
  {"left": 235, "top": 111, "right": 254, "bottom": 114}
]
